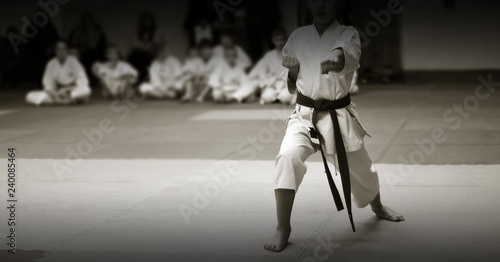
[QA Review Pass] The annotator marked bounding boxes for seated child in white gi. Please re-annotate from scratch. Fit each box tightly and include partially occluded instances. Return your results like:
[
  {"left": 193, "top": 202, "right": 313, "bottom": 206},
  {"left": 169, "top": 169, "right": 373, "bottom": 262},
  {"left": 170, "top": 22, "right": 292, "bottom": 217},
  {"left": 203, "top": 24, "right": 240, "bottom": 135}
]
[
  {"left": 201, "top": 46, "right": 248, "bottom": 103},
  {"left": 212, "top": 32, "right": 252, "bottom": 70},
  {"left": 232, "top": 27, "right": 296, "bottom": 105},
  {"left": 92, "top": 44, "right": 138, "bottom": 99},
  {"left": 181, "top": 40, "right": 217, "bottom": 102},
  {"left": 139, "top": 43, "right": 183, "bottom": 99},
  {"left": 263, "top": 0, "right": 404, "bottom": 253},
  {"left": 26, "top": 41, "right": 91, "bottom": 106}
]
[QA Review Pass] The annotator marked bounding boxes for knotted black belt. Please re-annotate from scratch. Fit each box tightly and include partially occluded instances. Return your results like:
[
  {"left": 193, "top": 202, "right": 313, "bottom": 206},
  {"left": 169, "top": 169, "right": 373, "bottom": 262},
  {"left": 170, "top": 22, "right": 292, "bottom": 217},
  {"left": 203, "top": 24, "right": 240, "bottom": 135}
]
[{"left": 296, "top": 92, "right": 355, "bottom": 232}]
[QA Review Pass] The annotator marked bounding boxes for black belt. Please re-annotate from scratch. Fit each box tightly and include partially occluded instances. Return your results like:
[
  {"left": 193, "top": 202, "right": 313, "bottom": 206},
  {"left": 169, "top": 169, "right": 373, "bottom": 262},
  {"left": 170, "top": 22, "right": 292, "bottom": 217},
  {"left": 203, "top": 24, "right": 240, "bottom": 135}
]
[{"left": 296, "top": 92, "right": 355, "bottom": 232}]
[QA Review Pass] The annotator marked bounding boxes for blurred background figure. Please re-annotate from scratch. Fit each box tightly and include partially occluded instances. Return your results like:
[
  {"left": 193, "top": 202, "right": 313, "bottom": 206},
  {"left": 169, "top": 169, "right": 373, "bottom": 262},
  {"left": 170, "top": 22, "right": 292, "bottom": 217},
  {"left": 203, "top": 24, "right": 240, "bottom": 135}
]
[
  {"left": 202, "top": 46, "right": 248, "bottom": 103},
  {"left": 193, "top": 16, "right": 216, "bottom": 45},
  {"left": 128, "top": 12, "right": 164, "bottom": 82},
  {"left": 69, "top": 48, "right": 81, "bottom": 60},
  {"left": 139, "top": 43, "right": 183, "bottom": 99},
  {"left": 25, "top": 41, "right": 91, "bottom": 106},
  {"left": 92, "top": 44, "right": 138, "bottom": 99},
  {"left": 232, "top": 27, "right": 294, "bottom": 105},
  {"left": 180, "top": 40, "right": 217, "bottom": 102},
  {"left": 184, "top": 0, "right": 218, "bottom": 46},
  {"left": 179, "top": 45, "right": 204, "bottom": 102},
  {"left": 192, "top": 39, "right": 217, "bottom": 103},
  {"left": 212, "top": 31, "right": 252, "bottom": 71},
  {"left": 68, "top": 13, "right": 107, "bottom": 86}
]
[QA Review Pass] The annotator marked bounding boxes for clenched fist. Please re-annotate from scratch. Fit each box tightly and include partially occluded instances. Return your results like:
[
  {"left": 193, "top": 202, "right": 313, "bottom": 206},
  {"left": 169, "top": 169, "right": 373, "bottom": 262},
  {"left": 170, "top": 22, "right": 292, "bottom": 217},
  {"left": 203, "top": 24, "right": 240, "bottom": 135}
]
[{"left": 320, "top": 48, "right": 345, "bottom": 75}]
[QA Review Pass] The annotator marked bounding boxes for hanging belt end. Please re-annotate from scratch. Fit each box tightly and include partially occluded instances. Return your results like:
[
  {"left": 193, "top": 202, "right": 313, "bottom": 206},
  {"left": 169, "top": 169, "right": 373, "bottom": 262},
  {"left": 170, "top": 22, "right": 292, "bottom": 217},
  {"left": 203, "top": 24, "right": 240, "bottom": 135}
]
[{"left": 349, "top": 214, "right": 356, "bottom": 232}]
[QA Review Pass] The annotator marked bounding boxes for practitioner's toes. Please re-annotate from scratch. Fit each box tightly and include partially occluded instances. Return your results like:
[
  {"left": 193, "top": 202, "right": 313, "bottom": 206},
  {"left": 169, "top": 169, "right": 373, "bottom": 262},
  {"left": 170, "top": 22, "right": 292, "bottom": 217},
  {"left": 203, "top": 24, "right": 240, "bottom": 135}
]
[
  {"left": 263, "top": 230, "right": 290, "bottom": 252},
  {"left": 373, "top": 206, "right": 405, "bottom": 222},
  {"left": 263, "top": 243, "right": 276, "bottom": 252}
]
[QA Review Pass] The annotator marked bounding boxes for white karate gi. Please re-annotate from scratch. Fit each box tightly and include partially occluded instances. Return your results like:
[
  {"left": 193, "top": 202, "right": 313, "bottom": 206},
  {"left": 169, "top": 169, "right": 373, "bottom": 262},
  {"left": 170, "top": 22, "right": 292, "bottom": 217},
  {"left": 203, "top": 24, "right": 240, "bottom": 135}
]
[
  {"left": 183, "top": 57, "right": 204, "bottom": 75},
  {"left": 274, "top": 21, "right": 379, "bottom": 208},
  {"left": 95, "top": 61, "right": 138, "bottom": 97},
  {"left": 212, "top": 45, "right": 252, "bottom": 70},
  {"left": 180, "top": 57, "right": 215, "bottom": 97},
  {"left": 232, "top": 49, "right": 295, "bottom": 104},
  {"left": 208, "top": 60, "right": 249, "bottom": 102},
  {"left": 139, "top": 56, "right": 183, "bottom": 98},
  {"left": 26, "top": 56, "right": 91, "bottom": 106}
]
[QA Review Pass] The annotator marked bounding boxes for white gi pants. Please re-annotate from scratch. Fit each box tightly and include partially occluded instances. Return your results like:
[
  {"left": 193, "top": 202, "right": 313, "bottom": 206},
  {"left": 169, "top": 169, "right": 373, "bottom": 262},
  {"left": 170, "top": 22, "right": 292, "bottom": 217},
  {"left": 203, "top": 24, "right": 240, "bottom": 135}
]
[
  {"left": 139, "top": 83, "right": 177, "bottom": 99},
  {"left": 26, "top": 86, "right": 91, "bottom": 106},
  {"left": 212, "top": 85, "right": 239, "bottom": 102},
  {"left": 274, "top": 114, "right": 380, "bottom": 208}
]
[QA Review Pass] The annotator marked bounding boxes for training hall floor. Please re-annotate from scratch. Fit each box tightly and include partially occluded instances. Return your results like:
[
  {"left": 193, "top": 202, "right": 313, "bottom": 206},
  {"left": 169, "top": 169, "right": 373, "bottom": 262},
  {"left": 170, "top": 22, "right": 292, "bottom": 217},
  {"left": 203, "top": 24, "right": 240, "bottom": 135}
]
[{"left": 0, "top": 76, "right": 499, "bottom": 262}]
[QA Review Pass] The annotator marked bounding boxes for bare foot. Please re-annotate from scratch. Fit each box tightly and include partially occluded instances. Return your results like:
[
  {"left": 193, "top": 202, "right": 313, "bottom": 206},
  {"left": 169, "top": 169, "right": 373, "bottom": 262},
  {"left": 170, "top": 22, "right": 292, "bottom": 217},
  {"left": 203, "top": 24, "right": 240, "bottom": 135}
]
[
  {"left": 372, "top": 206, "right": 405, "bottom": 222},
  {"left": 263, "top": 228, "right": 291, "bottom": 252}
]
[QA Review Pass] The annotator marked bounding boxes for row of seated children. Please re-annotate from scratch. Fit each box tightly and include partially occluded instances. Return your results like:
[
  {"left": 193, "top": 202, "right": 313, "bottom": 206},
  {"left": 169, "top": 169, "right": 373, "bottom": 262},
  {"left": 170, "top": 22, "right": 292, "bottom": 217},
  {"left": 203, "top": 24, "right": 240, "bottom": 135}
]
[
  {"left": 25, "top": 28, "right": 296, "bottom": 106},
  {"left": 189, "top": 28, "right": 295, "bottom": 104}
]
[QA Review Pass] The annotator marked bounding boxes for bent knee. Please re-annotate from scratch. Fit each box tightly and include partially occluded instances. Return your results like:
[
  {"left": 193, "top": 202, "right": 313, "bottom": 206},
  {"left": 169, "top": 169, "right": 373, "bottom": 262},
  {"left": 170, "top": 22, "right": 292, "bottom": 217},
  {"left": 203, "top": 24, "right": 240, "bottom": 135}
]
[{"left": 276, "top": 147, "right": 306, "bottom": 165}]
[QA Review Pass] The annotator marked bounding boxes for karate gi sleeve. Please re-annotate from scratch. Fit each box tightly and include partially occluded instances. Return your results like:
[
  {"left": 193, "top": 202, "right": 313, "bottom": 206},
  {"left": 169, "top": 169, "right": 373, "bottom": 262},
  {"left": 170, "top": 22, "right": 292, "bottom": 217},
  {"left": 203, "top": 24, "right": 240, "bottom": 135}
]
[
  {"left": 172, "top": 58, "right": 183, "bottom": 78},
  {"left": 42, "top": 61, "right": 56, "bottom": 93},
  {"left": 181, "top": 61, "right": 192, "bottom": 75},
  {"left": 123, "top": 62, "right": 138, "bottom": 77},
  {"left": 236, "top": 46, "right": 252, "bottom": 70},
  {"left": 95, "top": 64, "right": 107, "bottom": 78},
  {"left": 248, "top": 56, "right": 266, "bottom": 80},
  {"left": 122, "top": 62, "right": 139, "bottom": 83},
  {"left": 149, "top": 62, "right": 162, "bottom": 86},
  {"left": 73, "top": 58, "right": 90, "bottom": 89},
  {"left": 208, "top": 67, "right": 222, "bottom": 89},
  {"left": 282, "top": 32, "right": 299, "bottom": 68},
  {"left": 329, "top": 27, "right": 361, "bottom": 76},
  {"left": 238, "top": 68, "right": 249, "bottom": 86},
  {"left": 281, "top": 31, "right": 299, "bottom": 92}
]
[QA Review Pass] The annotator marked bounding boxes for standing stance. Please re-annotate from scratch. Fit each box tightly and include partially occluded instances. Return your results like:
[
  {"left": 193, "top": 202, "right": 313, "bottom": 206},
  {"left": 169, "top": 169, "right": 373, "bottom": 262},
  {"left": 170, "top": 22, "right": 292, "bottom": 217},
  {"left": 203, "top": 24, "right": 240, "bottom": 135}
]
[
  {"left": 26, "top": 41, "right": 91, "bottom": 106},
  {"left": 264, "top": 0, "right": 404, "bottom": 252}
]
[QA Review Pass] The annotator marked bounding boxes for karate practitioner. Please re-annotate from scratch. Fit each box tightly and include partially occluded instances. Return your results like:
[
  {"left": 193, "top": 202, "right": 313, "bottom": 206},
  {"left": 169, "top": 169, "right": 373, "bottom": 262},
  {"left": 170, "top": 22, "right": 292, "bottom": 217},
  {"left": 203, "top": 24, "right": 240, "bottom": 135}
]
[
  {"left": 182, "top": 40, "right": 217, "bottom": 102},
  {"left": 203, "top": 46, "right": 249, "bottom": 103},
  {"left": 180, "top": 46, "right": 204, "bottom": 102},
  {"left": 231, "top": 28, "right": 295, "bottom": 104},
  {"left": 92, "top": 45, "right": 138, "bottom": 99},
  {"left": 26, "top": 41, "right": 91, "bottom": 106},
  {"left": 212, "top": 33, "right": 252, "bottom": 70},
  {"left": 264, "top": 0, "right": 404, "bottom": 253},
  {"left": 139, "top": 44, "right": 184, "bottom": 99}
]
